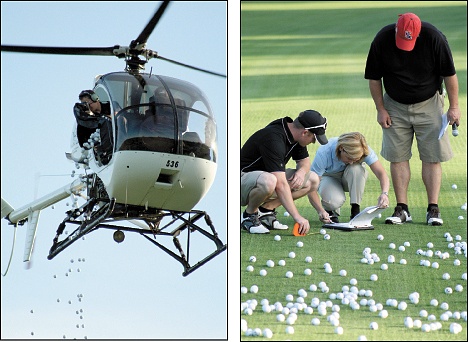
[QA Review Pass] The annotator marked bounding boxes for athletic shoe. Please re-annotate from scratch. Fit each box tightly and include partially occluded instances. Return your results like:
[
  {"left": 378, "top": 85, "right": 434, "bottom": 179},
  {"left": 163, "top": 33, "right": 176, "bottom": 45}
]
[
  {"left": 385, "top": 206, "right": 412, "bottom": 224},
  {"left": 350, "top": 204, "right": 360, "bottom": 220},
  {"left": 241, "top": 211, "right": 269, "bottom": 234},
  {"left": 426, "top": 207, "right": 443, "bottom": 226},
  {"left": 326, "top": 210, "right": 340, "bottom": 223},
  {"left": 258, "top": 208, "right": 288, "bottom": 230}
]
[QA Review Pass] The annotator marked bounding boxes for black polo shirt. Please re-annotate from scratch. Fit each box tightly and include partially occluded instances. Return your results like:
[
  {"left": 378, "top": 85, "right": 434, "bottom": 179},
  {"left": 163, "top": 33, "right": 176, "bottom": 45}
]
[
  {"left": 240, "top": 117, "right": 309, "bottom": 173},
  {"left": 364, "top": 22, "right": 456, "bottom": 104}
]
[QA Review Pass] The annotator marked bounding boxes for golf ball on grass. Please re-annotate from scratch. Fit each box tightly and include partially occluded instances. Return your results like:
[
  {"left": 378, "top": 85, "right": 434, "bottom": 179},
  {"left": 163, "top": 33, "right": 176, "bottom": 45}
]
[
  {"left": 445, "top": 287, "right": 453, "bottom": 294},
  {"left": 296, "top": 241, "right": 304, "bottom": 248},
  {"left": 274, "top": 235, "right": 281, "bottom": 241},
  {"left": 339, "top": 269, "right": 347, "bottom": 276},
  {"left": 304, "top": 268, "right": 312, "bottom": 276},
  {"left": 266, "top": 260, "right": 275, "bottom": 267},
  {"left": 305, "top": 256, "right": 312, "bottom": 263},
  {"left": 286, "top": 271, "right": 293, "bottom": 278},
  {"left": 284, "top": 211, "right": 290, "bottom": 217},
  {"left": 381, "top": 263, "right": 388, "bottom": 270},
  {"left": 278, "top": 259, "right": 286, "bottom": 266},
  {"left": 311, "top": 318, "right": 320, "bottom": 326},
  {"left": 443, "top": 273, "right": 451, "bottom": 280},
  {"left": 335, "top": 326, "right": 344, "bottom": 335},
  {"left": 377, "top": 234, "right": 384, "bottom": 240},
  {"left": 370, "top": 274, "right": 378, "bottom": 281},
  {"left": 389, "top": 243, "right": 396, "bottom": 249},
  {"left": 379, "top": 310, "right": 389, "bottom": 318},
  {"left": 350, "top": 278, "right": 358, "bottom": 285},
  {"left": 452, "top": 184, "right": 458, "bottom": 189},
  {"left": 249, "top": 256, "right": 256, "bottom": 262},
  {"left": 250, "top": 285, "right": 259, "bottom": 293},
  {"left": 324, "top": 234, "right": 331, "bottom": 240},
  {"left": 369, "top": 322, "right": 378, "bottom": 330},
  {"left": 288, "top": 252, "right": 296, "bottom": 258},
  {"left": 260, "top": 269, "right": 267, "bottom": 276},
  {"left": 241, "top": 287, "right": 247, "bottom": 294},
  {"left": 263, "top": 328, "right": 273, "bottom": 338},
  {"left": 246, "top": 265, "right": 254, "bottom": 272},
  {"left": 450, "top": 323, "right": 463, "bottom": 334},
  {"left": 285, "top": 326, "right": 294, "bottom": 334}
]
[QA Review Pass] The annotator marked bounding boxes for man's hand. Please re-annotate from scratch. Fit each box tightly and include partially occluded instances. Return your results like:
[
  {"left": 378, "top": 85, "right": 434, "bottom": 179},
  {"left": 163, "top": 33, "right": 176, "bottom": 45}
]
[
  {"left": 288, "top": 169, "right": 305, "bottom": 191},
  {"left": 295, "top": 217, "right": 310, "bottom": 235},
  {"left": 377, "top": 109, "right": 392, "bottom": 128}
]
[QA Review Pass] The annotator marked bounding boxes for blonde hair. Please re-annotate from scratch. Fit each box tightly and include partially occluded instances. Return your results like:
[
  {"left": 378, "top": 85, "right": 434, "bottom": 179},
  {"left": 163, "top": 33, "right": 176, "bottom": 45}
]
[{"left": 335, "top": 132, "right": 369, "bottom": 161}]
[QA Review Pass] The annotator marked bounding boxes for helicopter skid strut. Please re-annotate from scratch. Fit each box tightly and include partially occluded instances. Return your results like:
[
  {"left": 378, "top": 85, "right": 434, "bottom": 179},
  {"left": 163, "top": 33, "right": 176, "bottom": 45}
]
[
  {"left": 47, "top": 200, "right": 226, "bottom": 276},
  {"left": 47, "top": 198, "right": 116, "bottom": 260}
]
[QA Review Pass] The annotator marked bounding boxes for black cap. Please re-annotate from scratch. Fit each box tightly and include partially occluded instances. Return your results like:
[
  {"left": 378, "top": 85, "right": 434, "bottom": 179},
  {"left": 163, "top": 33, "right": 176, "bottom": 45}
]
[{"left": 298, "top": 110, "right": 328, "bottom": 145}]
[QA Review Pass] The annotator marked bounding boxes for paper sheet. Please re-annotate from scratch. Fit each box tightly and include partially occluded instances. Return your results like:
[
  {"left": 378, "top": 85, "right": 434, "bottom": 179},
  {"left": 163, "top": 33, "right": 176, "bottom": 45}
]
[{"left": 438, "top": 112, "right": 449, "bottom": 140}]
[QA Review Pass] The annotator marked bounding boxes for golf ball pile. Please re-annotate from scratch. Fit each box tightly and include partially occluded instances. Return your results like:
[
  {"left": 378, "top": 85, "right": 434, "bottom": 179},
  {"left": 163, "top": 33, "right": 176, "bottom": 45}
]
[{"left": 241, "top": 226, "right": 467, "bottom": 339}]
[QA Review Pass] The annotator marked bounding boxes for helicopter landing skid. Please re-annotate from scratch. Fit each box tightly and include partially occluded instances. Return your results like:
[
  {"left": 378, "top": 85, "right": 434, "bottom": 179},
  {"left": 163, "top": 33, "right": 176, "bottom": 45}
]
[
  {"left": 47, "top": 198, "right": 116, "bottom": 260},
  {"left": 139, "top": 211, "right": 227, "bottom": 276}
]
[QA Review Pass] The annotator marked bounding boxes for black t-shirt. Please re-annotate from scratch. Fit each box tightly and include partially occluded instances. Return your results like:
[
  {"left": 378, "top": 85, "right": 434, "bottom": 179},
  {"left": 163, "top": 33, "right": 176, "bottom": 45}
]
[
  {"left": 364, "top": 22, "right": 456, "bottom": 104},
  {"left": 240, "top": 117, "right": 309, "bottom": 173}
]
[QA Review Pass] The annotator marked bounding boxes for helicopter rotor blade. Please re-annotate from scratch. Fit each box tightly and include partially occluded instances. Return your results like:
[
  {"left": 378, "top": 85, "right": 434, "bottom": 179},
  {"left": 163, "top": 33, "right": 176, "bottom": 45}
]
[
  {"left": 1, "top": 44, "right": 116, "bottom": 56},
  {"left": 132, "top": 0, "right": 170, "bottom": 48},
  {"left": 157, "top": 55, "right": 226, "bottom": 78}
]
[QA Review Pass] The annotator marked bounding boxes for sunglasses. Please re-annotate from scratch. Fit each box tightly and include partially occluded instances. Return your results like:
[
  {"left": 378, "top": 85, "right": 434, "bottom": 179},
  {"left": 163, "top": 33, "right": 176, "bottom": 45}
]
[{"left": 303, "top": 119, "right": 327, "bottom": 131}]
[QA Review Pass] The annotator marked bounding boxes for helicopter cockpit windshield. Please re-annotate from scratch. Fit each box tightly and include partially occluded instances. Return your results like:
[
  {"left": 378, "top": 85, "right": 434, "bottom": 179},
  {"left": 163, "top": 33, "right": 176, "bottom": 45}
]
[{"left": 95, "top": 72, "right": 217, "bottom": 162}]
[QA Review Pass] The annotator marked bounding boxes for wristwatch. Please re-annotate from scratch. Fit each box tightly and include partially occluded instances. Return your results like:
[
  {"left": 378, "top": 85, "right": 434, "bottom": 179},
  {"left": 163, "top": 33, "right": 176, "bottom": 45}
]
[{"left": 381, "top": 192, "right": 388, "bottom": 196}]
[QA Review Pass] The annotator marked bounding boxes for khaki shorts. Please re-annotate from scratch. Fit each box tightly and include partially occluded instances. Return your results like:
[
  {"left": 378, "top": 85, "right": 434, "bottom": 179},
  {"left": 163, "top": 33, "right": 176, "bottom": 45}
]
[
  {"left": 381, "top": 91, "right": 453, "bottom": 163},
  {"left": 240, "top": 169, "right": 311, "bottom": 206}
]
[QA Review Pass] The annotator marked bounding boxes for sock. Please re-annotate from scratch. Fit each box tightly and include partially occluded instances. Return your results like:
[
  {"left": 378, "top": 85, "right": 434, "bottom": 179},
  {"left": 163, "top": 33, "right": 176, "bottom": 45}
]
[
  {"left": 259, "top": 206, "right": 273, "bottom": 213},
  {"left": 351, "top": 203, "right": 360, "bottom": 217},
  {"left": 397, "top": 203, "right": 409, "bottom": 214},
  {"left": 427, "top": 203, "right": 438, "bottom": 212},
  {"left": 243, "top": 210, "right": 257, "bottom": 218}
]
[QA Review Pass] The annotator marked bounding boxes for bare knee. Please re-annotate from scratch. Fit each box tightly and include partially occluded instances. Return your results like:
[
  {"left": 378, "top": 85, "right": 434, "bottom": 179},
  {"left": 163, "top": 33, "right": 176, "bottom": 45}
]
[{"left": 257, "top": 173, "right": 277, "bottom": 196}]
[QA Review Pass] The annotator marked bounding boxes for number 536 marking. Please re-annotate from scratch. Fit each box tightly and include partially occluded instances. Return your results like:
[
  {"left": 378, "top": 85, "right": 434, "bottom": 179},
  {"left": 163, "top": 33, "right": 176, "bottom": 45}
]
[{"left": 166, "top": 160, "right": 179, "bottom": 168}]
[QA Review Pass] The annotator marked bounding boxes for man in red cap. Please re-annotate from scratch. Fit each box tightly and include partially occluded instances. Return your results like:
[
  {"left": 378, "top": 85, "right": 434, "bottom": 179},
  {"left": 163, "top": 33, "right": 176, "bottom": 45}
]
[{"left": 364, "top": 13, "right": 461, "bottom": 226}]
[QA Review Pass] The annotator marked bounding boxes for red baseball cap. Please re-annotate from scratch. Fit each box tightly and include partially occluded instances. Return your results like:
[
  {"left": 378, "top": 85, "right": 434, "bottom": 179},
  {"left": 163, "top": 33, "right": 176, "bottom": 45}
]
[{"left": 395, "top": 13, "right": 421, "bottom": 51}]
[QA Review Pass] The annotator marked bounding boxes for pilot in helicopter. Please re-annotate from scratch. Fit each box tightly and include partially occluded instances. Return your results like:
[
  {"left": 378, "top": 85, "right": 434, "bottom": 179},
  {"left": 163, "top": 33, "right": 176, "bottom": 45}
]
[{"left": 74, "top": 90, "right": 113, "bottom": 164}]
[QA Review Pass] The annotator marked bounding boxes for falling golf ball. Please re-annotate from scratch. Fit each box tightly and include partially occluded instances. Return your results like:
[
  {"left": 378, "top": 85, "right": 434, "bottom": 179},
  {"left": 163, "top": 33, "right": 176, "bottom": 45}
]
[{"left": 284, "top": 211, "right": 290, "bottom": 217}]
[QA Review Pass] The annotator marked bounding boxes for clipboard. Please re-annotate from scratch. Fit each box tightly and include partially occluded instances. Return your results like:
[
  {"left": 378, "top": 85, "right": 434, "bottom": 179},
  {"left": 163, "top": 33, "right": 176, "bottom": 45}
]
[{"left": 322, "top": 206, "right": 387, "bottom": 231}]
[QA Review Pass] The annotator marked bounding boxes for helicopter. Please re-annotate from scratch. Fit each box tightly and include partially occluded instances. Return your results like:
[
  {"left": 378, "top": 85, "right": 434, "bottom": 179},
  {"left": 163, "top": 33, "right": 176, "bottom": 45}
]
[{"left": 1, "top": 1, "right": 227, "bottom": 277}]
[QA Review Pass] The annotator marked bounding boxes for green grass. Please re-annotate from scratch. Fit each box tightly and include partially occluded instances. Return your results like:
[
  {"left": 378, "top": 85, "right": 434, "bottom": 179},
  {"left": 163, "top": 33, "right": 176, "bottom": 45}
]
[{"left": 240, "top": 1, "right": 467, "bottom": 340}]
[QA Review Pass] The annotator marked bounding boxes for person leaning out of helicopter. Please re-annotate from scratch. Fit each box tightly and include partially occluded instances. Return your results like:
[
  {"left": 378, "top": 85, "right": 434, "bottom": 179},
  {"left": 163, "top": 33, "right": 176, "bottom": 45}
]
[
  {"left": 309, "top": 132, "right": 390, "bottom": 223},
  {"left": 74, "top": 90, "right": 113, "bottom": 163}
]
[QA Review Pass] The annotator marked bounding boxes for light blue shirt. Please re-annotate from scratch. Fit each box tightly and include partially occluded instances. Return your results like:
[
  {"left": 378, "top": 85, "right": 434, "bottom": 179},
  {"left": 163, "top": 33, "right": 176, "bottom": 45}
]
[{"left": 311, "top": 137, "right": 378, "bottom": 176}]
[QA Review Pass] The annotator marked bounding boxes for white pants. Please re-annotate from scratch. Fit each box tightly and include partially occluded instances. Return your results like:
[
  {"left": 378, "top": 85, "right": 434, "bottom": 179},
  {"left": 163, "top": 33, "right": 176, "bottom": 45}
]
[{"left": 318, "top": 163, "right": 368, "bottom": 215}]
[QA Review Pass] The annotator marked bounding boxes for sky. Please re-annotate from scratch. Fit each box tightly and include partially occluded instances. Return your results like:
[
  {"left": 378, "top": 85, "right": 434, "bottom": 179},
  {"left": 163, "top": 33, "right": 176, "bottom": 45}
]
[{"left": 1, "top": 1, "right": 236, "bottom": 340}]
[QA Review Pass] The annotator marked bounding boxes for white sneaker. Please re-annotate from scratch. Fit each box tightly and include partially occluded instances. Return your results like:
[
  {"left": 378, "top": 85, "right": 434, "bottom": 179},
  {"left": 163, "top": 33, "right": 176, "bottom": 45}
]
[
  {"left": 241, "top": 212, "right": 270, "bottom": 234},
  {"left": 258, "top": 209, "right": 289, "bottom": 230}
]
